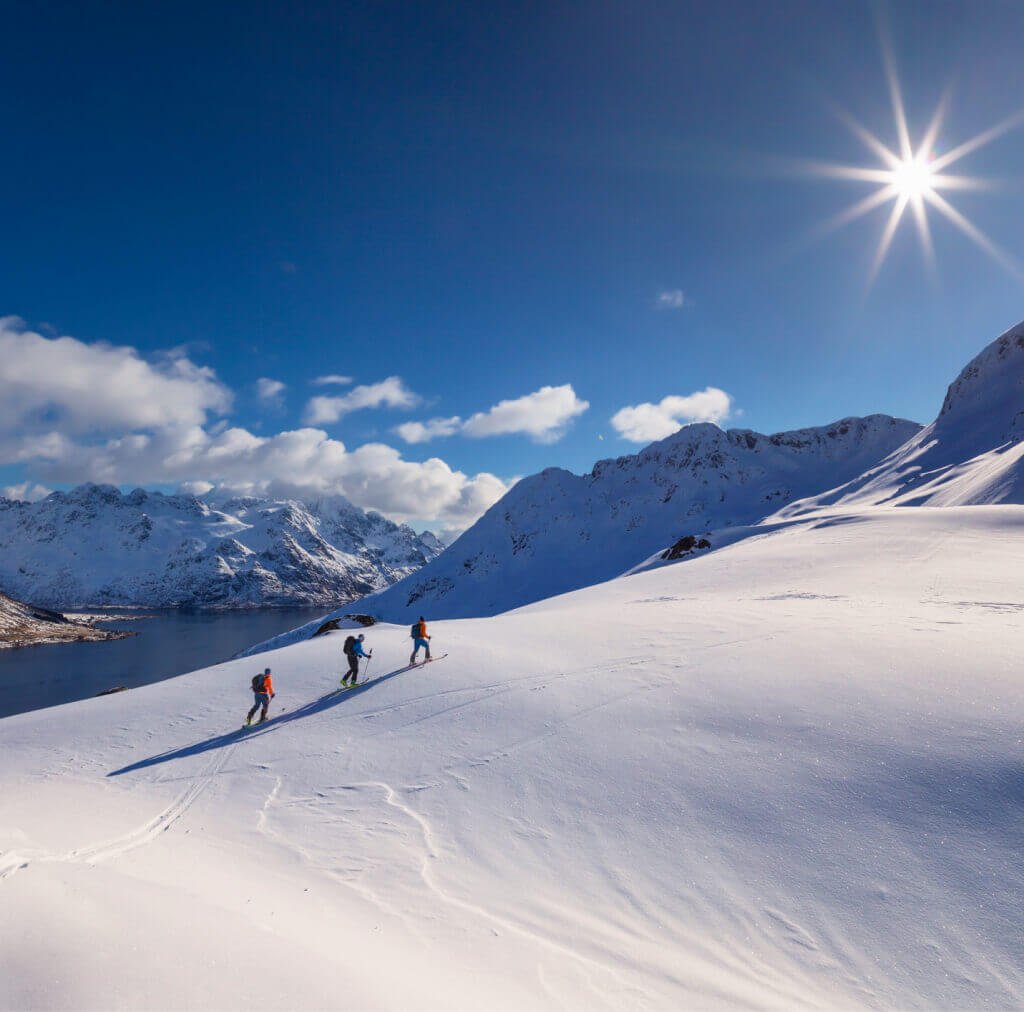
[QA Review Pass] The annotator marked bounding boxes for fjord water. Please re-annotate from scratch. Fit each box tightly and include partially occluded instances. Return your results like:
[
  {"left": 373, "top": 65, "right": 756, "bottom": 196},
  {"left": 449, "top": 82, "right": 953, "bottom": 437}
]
[{"left": 0, "top": 607, "right": 327, "bottom": 718}]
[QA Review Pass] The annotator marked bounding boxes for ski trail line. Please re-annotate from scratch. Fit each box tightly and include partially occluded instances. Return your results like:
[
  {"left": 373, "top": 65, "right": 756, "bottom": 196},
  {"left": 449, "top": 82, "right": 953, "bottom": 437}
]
[
  {"left": 371, "top": 779, "right": 648, "bottom": 1009},
  {"left": 0, "top": 742, "right": 236, "bottom": 881}
]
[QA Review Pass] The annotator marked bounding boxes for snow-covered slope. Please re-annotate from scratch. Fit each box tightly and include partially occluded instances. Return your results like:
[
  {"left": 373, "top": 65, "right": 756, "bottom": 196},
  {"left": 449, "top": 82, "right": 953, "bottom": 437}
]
[
  {"left": 2, "top": 504, "right": 1023, "bottom": 1010},
  {"left": 0, "top": 591, "right": 131, "bottom": 649},
  {"left": 784, "top": 320, "right": 1024, "bottom": 512},
  {"left": 355, "top": 414, "right": 918, "bottom": 622},
  {"left": 0, "top": 485, "right": 442, "bottom": 609}
]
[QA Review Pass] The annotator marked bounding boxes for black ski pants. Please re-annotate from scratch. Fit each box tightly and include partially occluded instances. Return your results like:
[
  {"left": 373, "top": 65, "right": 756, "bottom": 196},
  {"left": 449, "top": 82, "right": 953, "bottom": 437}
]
[{"left": 345, "top": 653, "right": 360, "bottom": 680}]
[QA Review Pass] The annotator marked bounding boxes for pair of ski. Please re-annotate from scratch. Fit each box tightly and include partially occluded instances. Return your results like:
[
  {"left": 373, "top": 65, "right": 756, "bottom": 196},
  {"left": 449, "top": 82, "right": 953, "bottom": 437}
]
[{"left": 337, "top": 652, "right": 448, "bottom": 690}]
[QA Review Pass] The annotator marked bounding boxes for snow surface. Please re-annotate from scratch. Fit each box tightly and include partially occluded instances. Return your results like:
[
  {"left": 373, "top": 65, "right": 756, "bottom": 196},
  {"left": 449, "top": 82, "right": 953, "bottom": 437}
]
[
  {"left": 349, "top": 415, "right": 919, "bottom": 623},
  {"left": 3, "top": 503, "right": 1023, "bottom": 1010},
  {"left": 0, "top": 485, "right": 442, "bottom": 609}
]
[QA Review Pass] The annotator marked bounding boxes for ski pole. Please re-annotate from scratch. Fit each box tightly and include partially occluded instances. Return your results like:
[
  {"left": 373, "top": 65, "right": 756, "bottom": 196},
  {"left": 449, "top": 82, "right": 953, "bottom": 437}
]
[{"left": 363, "top": 653, "right": 373, "bottom": 682}]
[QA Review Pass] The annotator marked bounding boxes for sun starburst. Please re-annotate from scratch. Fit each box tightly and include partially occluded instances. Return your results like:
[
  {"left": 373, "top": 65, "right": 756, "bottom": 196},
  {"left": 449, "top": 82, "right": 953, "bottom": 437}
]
[{"left": 802, "top": 28, "right": 1024, "bottom": 286}]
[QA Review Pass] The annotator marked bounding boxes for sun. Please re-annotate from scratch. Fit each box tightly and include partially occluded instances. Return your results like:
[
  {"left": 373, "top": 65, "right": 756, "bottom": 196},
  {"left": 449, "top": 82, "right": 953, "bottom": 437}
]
[
  {"left": 797, "top": 25, "right": 1024, "bottom": 285},
  {"left": 891, "top": 156, "right": 934, "bottom": 200}
]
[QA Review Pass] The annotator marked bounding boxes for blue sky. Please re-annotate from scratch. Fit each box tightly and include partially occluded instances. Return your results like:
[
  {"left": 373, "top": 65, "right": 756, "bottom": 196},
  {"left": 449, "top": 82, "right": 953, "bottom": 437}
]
[{"left": 2, "top": 1, "right": 1024, "bottom": 531}]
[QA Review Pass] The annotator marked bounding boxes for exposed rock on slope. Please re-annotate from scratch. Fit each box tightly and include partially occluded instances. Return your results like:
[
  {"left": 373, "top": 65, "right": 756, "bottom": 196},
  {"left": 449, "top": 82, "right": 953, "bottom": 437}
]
[
  {"left": 0, "top": 485, "right": 443, "bottom": 610},
  {"left": 354, "top": 413, "right": 920, "bottom": 621},
  {"left": 0, "top": 591, "right": 132, "bottom": 649}
]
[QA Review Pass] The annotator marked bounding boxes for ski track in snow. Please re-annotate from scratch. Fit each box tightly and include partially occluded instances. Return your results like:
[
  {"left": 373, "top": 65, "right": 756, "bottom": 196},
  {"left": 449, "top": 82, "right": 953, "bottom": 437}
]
[{"left": 0, "top": 741, "right": 235, "bottom": 881}]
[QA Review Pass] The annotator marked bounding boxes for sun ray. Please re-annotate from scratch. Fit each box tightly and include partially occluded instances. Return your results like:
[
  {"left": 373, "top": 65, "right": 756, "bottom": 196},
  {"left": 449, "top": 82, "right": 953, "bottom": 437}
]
[
  {"left": 909, "top": 193, "right": 935, "bottom": 271},
  {"left": 812, "top": 185, "right": 899, "bottom": 239},
  {"left": 792, "top": 161, "right": 896, "bottom": 184},
  {"left": 918, "top": 86, "right": 952, "bottom": 161},
  {"left": 923, "top": 190, "right": 1024, "bottom": 280},
  {"left": 878, "top": 22, "right": 913, "bottom": 161},
  {"left": 828, "top": 104, "right": 902, "bottom": 170},
  {"left": 868, "top": 192, "right": 910, "bottom": 287},
  {"left": 930, "top": 108, "right": 1024, "bottom": 172}
]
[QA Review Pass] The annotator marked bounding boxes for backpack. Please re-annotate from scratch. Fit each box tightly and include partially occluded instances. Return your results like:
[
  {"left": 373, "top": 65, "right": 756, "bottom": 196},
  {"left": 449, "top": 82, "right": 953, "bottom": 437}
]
[
  {"left": 251, "top": 673, "right": 266, "bottom": 693},
  {"left": 343, "top": 635, "right": 357, "bottom": 655},
  {"left": 410, "top": 622, "right": 419, "bottom": 639}
]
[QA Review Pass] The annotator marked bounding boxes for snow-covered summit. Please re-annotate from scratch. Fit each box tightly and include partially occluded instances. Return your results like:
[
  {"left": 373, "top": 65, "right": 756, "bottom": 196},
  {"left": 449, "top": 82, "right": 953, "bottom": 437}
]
[
  {"left": 351, "top": 413, "right": 919, "bottom": 622},
  {"left": 0, "top": 484, "right": 443, "bottom": 610},
  {"left": 783, "top": 319, "right": 1024, "bottom": 512}
]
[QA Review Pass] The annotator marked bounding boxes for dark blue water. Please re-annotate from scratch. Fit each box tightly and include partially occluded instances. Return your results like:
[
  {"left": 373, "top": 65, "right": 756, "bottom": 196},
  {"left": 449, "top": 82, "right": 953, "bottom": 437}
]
[{"left": 0, "top": 607, "right": 328, "bottom": 718}]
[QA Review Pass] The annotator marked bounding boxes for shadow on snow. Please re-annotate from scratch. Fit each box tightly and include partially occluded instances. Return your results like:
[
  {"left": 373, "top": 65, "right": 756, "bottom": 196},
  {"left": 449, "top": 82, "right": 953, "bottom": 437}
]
[{"left": 107, "top": 662, "right": 420, "bottom": 777}]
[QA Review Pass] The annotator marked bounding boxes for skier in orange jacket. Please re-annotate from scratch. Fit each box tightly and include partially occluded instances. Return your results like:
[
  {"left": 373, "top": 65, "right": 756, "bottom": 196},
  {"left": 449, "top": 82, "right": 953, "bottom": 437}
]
[
  {"left": 246, "top": 668, "right": 275, "bottom": 726},
  {"left": 409, "top": 617, "right": 431, "bottom": 664}
]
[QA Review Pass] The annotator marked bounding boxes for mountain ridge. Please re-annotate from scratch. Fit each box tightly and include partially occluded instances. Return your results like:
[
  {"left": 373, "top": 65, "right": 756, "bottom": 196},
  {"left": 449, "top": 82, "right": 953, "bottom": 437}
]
[
  {"left": 0, "top": 484, "right": 443, "bottom": 610},
  {"left": 348, "top": 412, "right": 920, "bottom": 623}
]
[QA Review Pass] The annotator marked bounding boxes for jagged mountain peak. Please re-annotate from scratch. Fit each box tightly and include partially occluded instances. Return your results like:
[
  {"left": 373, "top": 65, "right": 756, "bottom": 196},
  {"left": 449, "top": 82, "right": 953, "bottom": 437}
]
[{"left": 780, "top": 319, "right": 1024, "bottom": 513}]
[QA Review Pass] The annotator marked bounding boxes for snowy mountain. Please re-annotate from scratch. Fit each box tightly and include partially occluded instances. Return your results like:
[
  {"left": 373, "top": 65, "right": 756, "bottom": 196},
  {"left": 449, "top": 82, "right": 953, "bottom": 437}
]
[
  {"left": 352, "top": 413, "right": 919, "bottom": 621},
  {"left": 0, "top": 590, "right": 132, "bottom": 649},
  {"left": 783, "top": 319, "right": 1024, "bottom": 512},
  {"left": 0, "top": 485, "right": 443, "bottom": 610},
  {"left": 3, "top": 502, "right": 1023, "bottom": 1009}
]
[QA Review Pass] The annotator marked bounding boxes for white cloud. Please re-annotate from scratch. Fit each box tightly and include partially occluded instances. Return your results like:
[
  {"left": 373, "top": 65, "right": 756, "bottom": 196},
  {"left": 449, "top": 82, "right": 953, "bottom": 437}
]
[
  {"left": 463, "top": 385, "right": 589, "bottom": 443},
  {"left": 656, "top": 289, "right": 686, "bottom": 309},
  {"left": 610, "top": 387, "right": 733, "bottom": 442},
  {"left": 20, "top": 425, "right": 507, "bottom": 531},
  {"left": 312, "top": 374, "right": 354, "bottom": 387},
  {"left": 2, "top": 481, "right": 52, "bottom": 502},
  {"left": 0, "top": 320, "right": 507, "bottom": 532},
  {"left": 304, "top": 377, "right": 419, "bottom": 425},
  {"left": 0, "top": 317, "right": 231, "bottom": 439},
  {"left": 395, "top": 385, "right": 589, "bottom": 445},
  {"left": 178, "top": 480, "right": 215, "bottom": 496},
  {"left": 394, "top": 416, "right": 463, "bottom": 444},
  {"left": 256, "top": 377, "right": 287, "bottom": 403}
]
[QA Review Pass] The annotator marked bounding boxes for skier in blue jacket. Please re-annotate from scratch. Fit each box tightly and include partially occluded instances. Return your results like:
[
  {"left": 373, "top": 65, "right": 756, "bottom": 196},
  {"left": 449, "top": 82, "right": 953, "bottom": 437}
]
[{"left": 342, "top": 633, "right": 371, "bottom": 686}]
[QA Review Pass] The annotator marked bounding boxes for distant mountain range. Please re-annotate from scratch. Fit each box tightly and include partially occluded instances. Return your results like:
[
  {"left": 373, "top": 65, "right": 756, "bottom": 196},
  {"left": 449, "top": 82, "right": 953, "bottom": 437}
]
[{"left": 0, "top": 487, "right": 443, "bottom": 609}]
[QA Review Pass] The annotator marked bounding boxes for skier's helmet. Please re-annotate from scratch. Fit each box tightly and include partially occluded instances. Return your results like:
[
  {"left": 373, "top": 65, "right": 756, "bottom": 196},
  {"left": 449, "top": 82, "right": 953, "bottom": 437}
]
[{"left": 357, "top": 634, "right": 365, "bottom": 641}]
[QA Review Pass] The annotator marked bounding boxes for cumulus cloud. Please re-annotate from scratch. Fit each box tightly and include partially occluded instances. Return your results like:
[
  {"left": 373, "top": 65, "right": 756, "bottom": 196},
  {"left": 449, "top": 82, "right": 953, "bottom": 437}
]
[
  {"left": 256, "top": 377, "right": 287, "bottom": 404},
  {"left": 0, "top": 321, "right": 507, "bottom": 532},
  {"left": 2, "top": 481, "right": 52, "bottom": 502},
  {"left": 0, "top": 317, "right": 231, "bottom": 438},
  {"left": 656, "top": 289, "right": 686, "bottom": 309},
  {"left": 463, "top": 385, "right": 589, "bottom": 443},
  {"left": 611, "top": 387, "right": 733, "bottom": 442},
  {"left": 304, "top": 377, "right": 419, "bottom": 425},
  {"left": 312, "top": 374, "right": 353, "bottom": 387},
  {"left": 394, "top": 416, "right": 463, "bottom": 444},
  {"left": 398, "top": 385, "right": 589, "bottom": 445},
  {"left": 22, "top": 424, "right": 507, "bottom": 530}
]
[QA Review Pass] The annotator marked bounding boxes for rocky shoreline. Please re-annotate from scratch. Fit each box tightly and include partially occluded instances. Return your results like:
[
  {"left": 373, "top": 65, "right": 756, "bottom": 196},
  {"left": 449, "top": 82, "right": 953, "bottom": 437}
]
[{"left": 0, "top": 593, "right": 137, "bottom": 650}]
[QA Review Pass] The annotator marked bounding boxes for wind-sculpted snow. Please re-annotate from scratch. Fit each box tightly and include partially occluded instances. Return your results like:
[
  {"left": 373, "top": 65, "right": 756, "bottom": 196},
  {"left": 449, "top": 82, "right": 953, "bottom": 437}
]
[
  {"left": 782, "top": 318, "right": 1024, "bottom": 513},
  {"left": 2, "top": 505, "right": 1024, "bottom": 1009},
  {"left": 0, "top": 485, "right": 443, "bottom": 609},
  {"left": 354, "top": 414, "right": 919, "bottom": 622}
]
